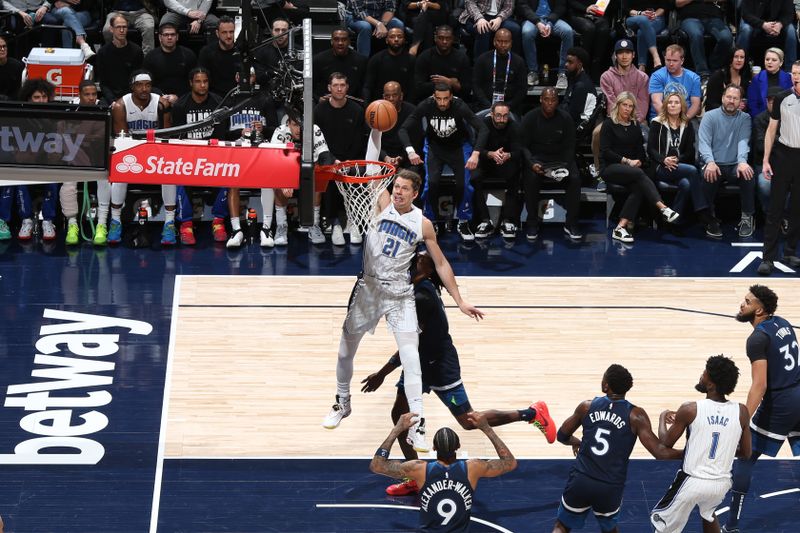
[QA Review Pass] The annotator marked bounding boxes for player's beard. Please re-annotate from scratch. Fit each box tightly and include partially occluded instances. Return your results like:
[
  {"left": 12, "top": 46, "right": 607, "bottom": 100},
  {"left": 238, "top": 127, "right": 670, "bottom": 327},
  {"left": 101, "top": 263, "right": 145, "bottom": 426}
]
[
  {"left": 735, "top": 309, "right": 755, "bottom": 323},
  {"left": 695, "top": 380, "right": 707, "bottom": 393}
]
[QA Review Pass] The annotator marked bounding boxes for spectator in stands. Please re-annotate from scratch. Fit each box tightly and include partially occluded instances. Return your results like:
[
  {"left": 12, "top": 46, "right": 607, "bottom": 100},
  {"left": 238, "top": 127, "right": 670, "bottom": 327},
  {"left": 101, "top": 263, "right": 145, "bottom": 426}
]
[
  {"left": 413, "top": 25, "right": 471, "bottom": 102},
  {"left": 472, "top": 101, "right": 522, "bottom": 239},
  {"left": 401, "top": 0, "right": 451, "bottom": 56},
  {"left": 96, "top": 13, "right": 144, "bottom": 106},
  {"left": 472, "top": 28, "right": 527, "bottom": 115},
  {"left": 160, "top": 0, "right": 219, "bottom": 38},
  {"left": 520, "top": 86, "right": 582, "bottom": 241},
  {"left": 566, "top": 0, "right": 613, "bottom": 82},
  {"left": 600, "top": 92, "right": 680, "bottom": 243},
  {"left": 254, "top": 0, "right": 310, "bottom": 26},
  {"left": 592, "top": 38, "right": 650, "bottom": 178},
  {"left": 649, "top": 44, "right": 702, "bottom": 120},
  {"left": 224, "top": 75, "right": 278, "bottom": 142},
  {"left": 102, "top": 0, "right": 156, "bottom": 55},
  {"left": 561, "top": 47, "right": 596, "bottom": 127},
  {"left": 738, "top": 0, "right": 796, "bottom": 71},
  {"left": 379, "top": 81, "right": 422, "bottom": 172},
  {"left": 747, "top": 47, "right": 792, "bottom": 118},
  {"left": 363, "top": 28, "right": 415, "bottom": 103},
  {"left": 2, "top": 0, "right": 58, "bottom": 40},
  {"left": 516, "top": 0, "right": 573, "bottom": 88},
  {"left": 697, "top": 84, "right": 756, "bottom": 237},
  {"left": 343, "top": 0, "right": 404, "bottom": 58},
  {"left": 312, "top": 28, "right": 367, "bottom": 101},
  {"left": 623, "top": 0, "right": 668, "bottom": 72},
  {"left": 399, "top": 82, "right": 488, "bottom": 240},
  {"left": 675, "top": 0, "right": 733, "bottom": 82},
  {"left": 313, "top": 72, "right": 368, "bottom": 245},
  {"left": 705, "top": 47, "right": 751, "bottom": 112},
  {"left": 0, "top": 78, "right": 61, "bottom": 242},
  {"left": 42, "top": 0, "right": 95, "bottom": 58},
  {"left": 143, "top": 22, "right": 197, "bottom": 97},
  {"left": 458, "top": 0, "right": 521, "bottom": 59},
  {"left": 0, "top": 36, "right": 23, "bottom": 100},
  {"left": 647, "top": 92, "right": 706, "bottom": 229},
  {"left": 752, "top": 86, "right": 782, "bottom": 214},
  {"left": 198, "top": 16, "right": 241, "bottom": 96},
  {"left": 254, "top": 17, "right": 292, "bottom": 89}
]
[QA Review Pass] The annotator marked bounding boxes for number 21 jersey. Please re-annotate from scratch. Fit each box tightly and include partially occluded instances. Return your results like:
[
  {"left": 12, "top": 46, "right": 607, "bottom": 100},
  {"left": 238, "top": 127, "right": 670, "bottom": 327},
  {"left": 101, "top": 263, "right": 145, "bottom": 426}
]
[{"left": 363, "top": 203, "right": 423, "bottom": 284}]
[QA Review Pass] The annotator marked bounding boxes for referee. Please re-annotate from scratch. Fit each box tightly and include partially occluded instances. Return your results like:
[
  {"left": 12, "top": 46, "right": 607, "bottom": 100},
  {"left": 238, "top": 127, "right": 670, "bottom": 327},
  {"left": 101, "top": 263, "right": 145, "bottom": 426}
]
[{"left": 759, "top": 60, "right": 800, "bottom": 275}]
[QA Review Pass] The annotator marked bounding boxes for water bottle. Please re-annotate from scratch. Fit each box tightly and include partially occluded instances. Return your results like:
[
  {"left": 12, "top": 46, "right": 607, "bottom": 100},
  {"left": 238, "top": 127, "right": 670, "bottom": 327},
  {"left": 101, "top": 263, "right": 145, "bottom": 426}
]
[
  {"left": 246, "top": 207, "right": 257, "bottom": 243},
  {"left": 542, "top": 64, "right": 550, "bottom": 84},
  {"left": 138, "top": 200, "right": 149, "bottom": 226}
]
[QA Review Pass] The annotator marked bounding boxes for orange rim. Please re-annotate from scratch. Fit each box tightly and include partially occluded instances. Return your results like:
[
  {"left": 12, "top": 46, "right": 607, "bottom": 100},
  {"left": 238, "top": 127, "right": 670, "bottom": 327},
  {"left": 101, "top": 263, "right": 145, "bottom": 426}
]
[{"left": 315, "top": 160, "right": 396, "bottom": 184}]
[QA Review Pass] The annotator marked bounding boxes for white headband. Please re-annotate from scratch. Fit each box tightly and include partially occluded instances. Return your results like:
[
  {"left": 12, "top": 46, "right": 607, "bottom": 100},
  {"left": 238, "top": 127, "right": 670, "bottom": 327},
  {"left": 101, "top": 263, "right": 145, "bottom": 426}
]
[{"left": 133, "top": 73, "right": 152, "bottom": 83}]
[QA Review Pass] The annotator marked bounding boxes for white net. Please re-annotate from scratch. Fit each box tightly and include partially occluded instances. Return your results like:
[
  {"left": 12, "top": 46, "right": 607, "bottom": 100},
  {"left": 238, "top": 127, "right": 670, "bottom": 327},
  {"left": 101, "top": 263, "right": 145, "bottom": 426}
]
[{"left": 333, "top": 162, "right": 395, "bottom": 235}]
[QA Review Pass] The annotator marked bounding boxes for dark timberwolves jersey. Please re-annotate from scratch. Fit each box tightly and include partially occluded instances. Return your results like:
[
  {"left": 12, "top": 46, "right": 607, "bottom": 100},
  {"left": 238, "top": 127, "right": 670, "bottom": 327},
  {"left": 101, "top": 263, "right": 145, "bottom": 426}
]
[
  {"left": 419, "top": 460, "right": 473, "bottom": 532},
  {"left": 575, "top": 396, "right": 637, "bottom": 485},
  {"left": 416, "top": 280, "right": 462, "bottom": 391},
  {"left": 751, "top": 316, "right": 800, "bottom": 391}
]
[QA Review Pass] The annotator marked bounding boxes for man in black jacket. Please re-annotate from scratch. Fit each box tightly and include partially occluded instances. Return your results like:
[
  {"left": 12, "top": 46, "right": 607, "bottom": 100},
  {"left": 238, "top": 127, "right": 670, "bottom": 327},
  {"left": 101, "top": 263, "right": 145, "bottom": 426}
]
[
  {"left": 312, "top": 29, "right": 367, "bottom": 101},
  {"left": 561, "top": 47, "right": 596, "bottom": 128},
  {"left": 472, "top": 28, "right": 527, "bottom": 115},
  {"left": 363, "top": 28, "right": 416, "bottom": 103},
  {"left": 413, "top": 25, "right": 472, "bottom": 103},
  {"left": 143, "top": 22, "right": 198, "bottom": 97},
  {"left": 737, "top": 0, "right": 796, "bottom": 68}
]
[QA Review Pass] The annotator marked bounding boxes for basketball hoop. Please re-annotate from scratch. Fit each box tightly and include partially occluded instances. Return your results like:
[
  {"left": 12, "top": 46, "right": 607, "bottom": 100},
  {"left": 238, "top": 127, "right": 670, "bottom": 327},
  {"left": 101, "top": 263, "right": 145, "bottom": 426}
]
[{"left": 315, "top": 160, "right": 396, "bottom": 234}]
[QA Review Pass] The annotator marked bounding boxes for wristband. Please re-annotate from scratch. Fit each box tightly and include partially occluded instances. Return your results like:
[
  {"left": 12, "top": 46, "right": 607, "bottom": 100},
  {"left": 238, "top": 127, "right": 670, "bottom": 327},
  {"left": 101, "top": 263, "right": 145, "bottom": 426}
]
[{"left": 375, "top": 447, "right": 390, "bottom": 459}]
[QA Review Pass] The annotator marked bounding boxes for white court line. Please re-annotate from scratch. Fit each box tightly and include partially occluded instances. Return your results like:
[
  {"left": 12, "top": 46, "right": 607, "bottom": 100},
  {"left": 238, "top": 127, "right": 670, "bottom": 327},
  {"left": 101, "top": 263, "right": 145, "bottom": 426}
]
[
  {"left": 731, "top": 243, "right": 763, "bottom": 247},
  {"left": 149, "top": 274, "right": 182, "bottom": 533},
  {"left": 315, "top": 503, "right": 515, "bottom": 533},
  {"left": 760, "top": 488, "right": 800, "bottom": 498}
]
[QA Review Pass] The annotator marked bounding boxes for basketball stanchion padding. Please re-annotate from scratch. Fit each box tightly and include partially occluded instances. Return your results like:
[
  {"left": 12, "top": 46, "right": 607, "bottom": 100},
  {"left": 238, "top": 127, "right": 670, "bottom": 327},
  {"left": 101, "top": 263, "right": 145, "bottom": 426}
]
[{"left": 315, "top": 160, "right": 397, "bottom": 234}]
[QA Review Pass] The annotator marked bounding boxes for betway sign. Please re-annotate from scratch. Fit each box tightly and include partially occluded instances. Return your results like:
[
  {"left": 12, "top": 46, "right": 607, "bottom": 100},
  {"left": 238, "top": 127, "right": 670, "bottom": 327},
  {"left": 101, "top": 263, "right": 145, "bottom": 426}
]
[{"left": 110, "top": 138, "right": 301, "bottom": 188}]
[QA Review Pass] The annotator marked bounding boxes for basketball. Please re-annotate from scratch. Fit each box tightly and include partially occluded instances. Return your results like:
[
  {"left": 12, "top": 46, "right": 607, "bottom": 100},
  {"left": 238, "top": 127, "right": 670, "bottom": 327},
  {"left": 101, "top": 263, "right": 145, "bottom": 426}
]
[{"left": 365, "top": 99, "right": 398, "bottom": 132}]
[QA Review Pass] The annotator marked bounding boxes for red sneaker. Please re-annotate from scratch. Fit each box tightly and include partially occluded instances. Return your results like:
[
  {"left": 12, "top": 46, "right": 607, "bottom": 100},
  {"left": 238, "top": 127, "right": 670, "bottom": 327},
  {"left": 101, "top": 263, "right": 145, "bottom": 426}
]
[
  {"left": 179, "top": 221, "right": 196, "bottom": 245},
  {"left": 212, "top": 217, "right": 227, "bottom": 242},
  {"left": 531, "top": 400, "right": 556, "bottom": 444},
  {"left": 386, "top": 479, "right": 419, "bottom": 496}
]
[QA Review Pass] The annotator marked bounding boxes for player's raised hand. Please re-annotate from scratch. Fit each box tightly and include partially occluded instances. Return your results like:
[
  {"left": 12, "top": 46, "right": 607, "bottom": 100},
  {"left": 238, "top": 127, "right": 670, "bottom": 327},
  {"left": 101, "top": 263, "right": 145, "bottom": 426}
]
[
  {"left": 660, "top": 410, "right": 676, "bottom": 425},
  {"left": 395, "top": 412, "right": 418, "bottom": 432},
  {"left": 466, "top": 411, "right": 490, "bottom": 431},
  {"left": 361, "top": 372, "right": 386, "bottom": 393},
  {"left": 459, "top": 301, "right": 485, "bottom": 321}
]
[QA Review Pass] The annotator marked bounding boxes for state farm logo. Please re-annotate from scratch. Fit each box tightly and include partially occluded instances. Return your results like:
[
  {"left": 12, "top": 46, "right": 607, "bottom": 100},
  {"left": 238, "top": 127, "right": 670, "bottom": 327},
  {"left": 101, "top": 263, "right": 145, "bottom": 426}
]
[{"left": 115, "top": 154, "right": 143, "bottom": 174}]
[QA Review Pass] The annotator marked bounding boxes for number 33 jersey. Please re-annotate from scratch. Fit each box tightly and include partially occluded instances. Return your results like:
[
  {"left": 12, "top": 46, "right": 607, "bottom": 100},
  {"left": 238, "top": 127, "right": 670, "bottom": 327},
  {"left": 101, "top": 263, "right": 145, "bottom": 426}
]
[
  {"left": 363, "top": 203, "right": 423, "bottom": 285},
  {"left": 575, "top": 396, "right": 637, "bottom": 486}
]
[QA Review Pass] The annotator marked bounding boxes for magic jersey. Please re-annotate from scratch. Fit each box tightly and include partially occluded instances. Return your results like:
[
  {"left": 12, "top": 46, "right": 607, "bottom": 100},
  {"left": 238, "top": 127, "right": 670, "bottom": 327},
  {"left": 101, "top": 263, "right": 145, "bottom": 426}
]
[
  {"left": 682, "top": 399, "right": 741, "bottom": 480},
  {"left": 122, "top": 93, "right": 160, "bottom": 134},
  {"left": 419, "top": 460, "right": 473, "bottom": 532},
  {"left": 363, "top": 203, "right": 423, "bottom": 284},
  {"left": 575, "top": 396, "right": 637, "bottom": 486},
  {"left": 270, "top": 124, "right": 329, "bottom": 163}
]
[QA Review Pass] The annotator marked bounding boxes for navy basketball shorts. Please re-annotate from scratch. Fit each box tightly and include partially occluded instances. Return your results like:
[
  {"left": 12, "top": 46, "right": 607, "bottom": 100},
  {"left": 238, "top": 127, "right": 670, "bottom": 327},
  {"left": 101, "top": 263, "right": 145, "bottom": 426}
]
[
  {"left": 557, "top": 469, "right": 624, "bottom": 533},
  {"left": 397, "top": 377, "right": 472, "bottom": 417},
  {"left": 750, "top": 384, "right": 800, "bottom": 457}
]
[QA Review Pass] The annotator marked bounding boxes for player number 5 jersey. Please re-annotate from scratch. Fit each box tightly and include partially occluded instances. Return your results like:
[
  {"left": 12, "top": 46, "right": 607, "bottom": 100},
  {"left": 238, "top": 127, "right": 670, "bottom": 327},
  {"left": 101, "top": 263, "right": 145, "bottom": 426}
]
[{"left": 363, "top": 203, "right": 423, "bottom": 285}]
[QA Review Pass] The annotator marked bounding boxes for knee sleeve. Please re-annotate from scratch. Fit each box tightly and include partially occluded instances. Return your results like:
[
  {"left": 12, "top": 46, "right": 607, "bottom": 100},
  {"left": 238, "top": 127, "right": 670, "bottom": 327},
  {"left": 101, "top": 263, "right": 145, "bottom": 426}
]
[
  {"left": 59, "top": 182, "right": 79, "bottom": 218},
  {"left": 335, "top": 330, "right": 364, "bottom": 396},
  {"left": 111, "top": 182, "right": 128, "bottom": 206},
  {"left": 161, "top": 184, "right": 176, "bottom": 206},
  {"left": 395, "top": 331, "right": 423, "bottom": 417}
]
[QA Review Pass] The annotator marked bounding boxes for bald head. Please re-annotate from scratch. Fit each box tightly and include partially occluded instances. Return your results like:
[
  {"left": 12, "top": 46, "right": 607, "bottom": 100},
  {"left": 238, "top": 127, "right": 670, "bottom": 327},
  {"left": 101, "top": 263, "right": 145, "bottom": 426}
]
[{"left": 383, "top": 81, "right": 403, "bottom": 110}]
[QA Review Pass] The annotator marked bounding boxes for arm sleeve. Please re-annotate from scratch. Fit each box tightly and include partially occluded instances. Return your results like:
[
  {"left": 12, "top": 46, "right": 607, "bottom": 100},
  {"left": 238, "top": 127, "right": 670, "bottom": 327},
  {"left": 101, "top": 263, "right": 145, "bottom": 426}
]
[
  {"left": 463, "top": 0, "right": 484, "bottom": 22},
  {"left": 559, "top": 112, "right": 576, "bottom": 163},
  {"left": 414, "top": 54, "right": 434, "bottom": 100},
  {"left": 462, "top": 101, "right": 489, "bottom": 151},
  {"left": 568, "top": 83, "right": 589, "bottom": 123},
  {"left": 746, "top": 330, "right": 770, "bottom": 363},
  {"left": 398, "top": 101, "right": 426, "bottom": 150},
  {"left": 697, "top": 115, "right": 714, "bottom": 165},
  {"left": 346, "top": 0, "right": 369, "bottom": 20},
  {"left": 163, "top": 0, "right": 191, "bottom": 15},
  {"left": 498, "top": 0, "right": 514, "bottom": 19},
  {"left": 520, "top": 113, "right": 535, "bottom": 168},
  {"left": 472, "top": 56, "right": 492, "bottom": 110},
  {"left": 516, "top": 0, "right": 540, "bottom": 24},
  {"left": 740, "top": 0, "right": 764, "bottom": 27}
]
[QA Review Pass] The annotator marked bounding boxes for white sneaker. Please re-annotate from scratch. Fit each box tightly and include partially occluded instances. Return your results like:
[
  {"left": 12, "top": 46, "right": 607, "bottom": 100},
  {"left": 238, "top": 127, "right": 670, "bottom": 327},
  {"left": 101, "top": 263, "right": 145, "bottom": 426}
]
[
  {"left": 555, "top": 72, "right": 568, "bottom": 90},
  {"left": 226, "top": 230, "right": 245, "bottom": 248},
  {"left": 80, "top": 42, "right": 95, "bottom": 60},
  {"left": 41, "top": 220, "right": 56, "bottom": 240},
  {"left": 612, "top": 226, "right": 634, "bottom": 243},
  {"left": 308, "top": 224, "right": 325, "bottom": 244},
  {"left": 331, "top": 224, "right": 345, "bottom": 246},
  {"left": 18, "top": 218, "right": 34, "bottom": 240},
  {"left": 407, "top": 418, "right": 430, "bottom": 453},
  {"left": 661, "top": 207, "right": 679, "bottom": 224},
  {"left": 260, "top": 228, "right": 274, "bottom": 248},
  {"left": 350, "top": 229, "right": 362, "bottom": 244},
  {"left": 274, "top": 223, "right": 288, "bottom": 245},
  {"left": 322, "top": 395, "right": 351, "bottom": 429}
]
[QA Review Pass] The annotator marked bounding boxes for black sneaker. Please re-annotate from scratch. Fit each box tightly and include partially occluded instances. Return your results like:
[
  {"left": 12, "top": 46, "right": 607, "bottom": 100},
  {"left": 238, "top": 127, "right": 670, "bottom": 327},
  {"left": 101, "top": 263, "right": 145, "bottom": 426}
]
[
  {"left": 705, "top": 219, "right": 723, "bottom": 239},
  {"left": 457, "top": 221, "right": 474, "bottom": 241},
  {"left": 757, "top": 260, "right": 773, "bottom": 276},
  {"left": 500, "top": 220, "right": 517, "bottom": 239},
  {"left": 563, "top": 224, "right": 583, "bottom": 240},
  {"left": 475, "top": 220, "right": 494, "bottom": 239},
  {"left": 526, "top": 223, "right": 539, "bottom": 242}
]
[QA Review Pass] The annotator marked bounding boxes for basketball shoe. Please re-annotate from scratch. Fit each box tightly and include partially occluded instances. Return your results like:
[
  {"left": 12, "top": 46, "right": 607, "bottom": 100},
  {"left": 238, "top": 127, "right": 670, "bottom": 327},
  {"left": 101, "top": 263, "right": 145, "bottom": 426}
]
[
  {"left": 386, "top": 479, "right": 419, "bottom": 496},
  {"left": 407, "top": 418, "right": 430, "bottom": 452},
  {"left": 322, "top": 395, "right": 351, "bottom": 429},
  {"left": 530, "top": 401, "right": 556, "bottom": 443}
]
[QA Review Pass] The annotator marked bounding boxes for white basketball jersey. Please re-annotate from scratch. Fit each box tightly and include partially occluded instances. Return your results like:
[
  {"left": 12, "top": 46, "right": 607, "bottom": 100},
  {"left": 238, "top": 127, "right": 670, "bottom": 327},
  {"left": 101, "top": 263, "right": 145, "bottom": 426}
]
[
  {"left": 683, "top": 399, "right": 742, "bottom": 480},
  {"left": 270, "top": 124, "right": 329, "bottom": 163},
  {"left": 122, "top": 93, "right": 160, "bottom": 134},
  {"left": 362, "top": 203, "right": 423, "bottom": 283}
]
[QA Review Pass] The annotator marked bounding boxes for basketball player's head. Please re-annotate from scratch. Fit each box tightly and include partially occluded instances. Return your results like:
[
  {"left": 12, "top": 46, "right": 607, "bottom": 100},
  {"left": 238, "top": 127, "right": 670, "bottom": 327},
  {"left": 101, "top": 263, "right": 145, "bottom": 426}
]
[
  {"left": 602, "top": 364, "right": 633, "bottom": 396},
  {"left": 383, "top": 81, "right": 403, "bottom": 110},
  {"left": 19, "top": 78, "right": 55, "bottom": 102},
  {"left": 697, "top": 355, "right": 739, "bottom": 397},
  {"left": 433, "top": 427, "right": 460, "bottom": 463},
  {"left": 392, "top": 169, "right": 421, "bottom": 210},
  {"left": 129, "top": 70, "right": 153, "bottom": 100},
  {"left": 411, "top": 251, "right": 443, "bottom": 289},
  {"left": 737, "top": 284, "right": 778, "bottom": 324},
  {"left": 433, "top": 83, "right": 452, "bottom": 111},
  {"left": 78, "top": 80, "right": 98, "bottom": 106}
]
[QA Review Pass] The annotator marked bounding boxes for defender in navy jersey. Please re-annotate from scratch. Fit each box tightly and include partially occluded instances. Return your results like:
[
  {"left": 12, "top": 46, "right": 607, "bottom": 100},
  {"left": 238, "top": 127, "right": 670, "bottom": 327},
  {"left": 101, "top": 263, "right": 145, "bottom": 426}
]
[
  {"left": 361, "top": 252, "right": 556, "bottom": 495},
  {"left": 370, "top": 411, "right": 516, "bottom": 532},
  {"left": 553, "top": 364, "right": 682, "bottom": 533},
  {"left": 723, "top": 285, "right": 800, "bottom": 533}
]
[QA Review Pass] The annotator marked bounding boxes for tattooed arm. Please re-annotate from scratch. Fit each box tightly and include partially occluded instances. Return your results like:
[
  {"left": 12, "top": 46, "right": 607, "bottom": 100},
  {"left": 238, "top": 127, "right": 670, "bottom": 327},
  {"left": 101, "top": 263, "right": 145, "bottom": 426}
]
[
  {"left": 466, "top": 411, "right": 517, "bottom": 488},
  {"left": 369, "top": 412, "right": 427, "bottom": 486}
]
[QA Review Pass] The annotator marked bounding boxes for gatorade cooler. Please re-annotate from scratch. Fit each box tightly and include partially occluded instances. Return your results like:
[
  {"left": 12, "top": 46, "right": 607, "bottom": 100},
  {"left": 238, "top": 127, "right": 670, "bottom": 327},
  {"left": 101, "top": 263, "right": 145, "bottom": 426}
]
[{"left": 23, "top": 47, "right": 92, "bottom": 100}]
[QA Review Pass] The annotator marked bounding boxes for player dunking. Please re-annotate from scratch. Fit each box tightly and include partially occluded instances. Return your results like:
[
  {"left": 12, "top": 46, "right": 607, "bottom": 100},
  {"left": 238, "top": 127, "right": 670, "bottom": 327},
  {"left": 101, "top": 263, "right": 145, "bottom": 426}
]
[
  {"left": 651, "top": 355, "right": 751, "bottom": 533},
  {"left": 322, "top": 169, "right": 484, "bottom": 453},
  {"left": 361, "top": 251, "right": 555, "bottom": 495},
  {"left": 370, "top": 411, "right": 517, "bottom": 532},
  {"left": 722, "top": 285, "right": 800, "bottom": 533}
]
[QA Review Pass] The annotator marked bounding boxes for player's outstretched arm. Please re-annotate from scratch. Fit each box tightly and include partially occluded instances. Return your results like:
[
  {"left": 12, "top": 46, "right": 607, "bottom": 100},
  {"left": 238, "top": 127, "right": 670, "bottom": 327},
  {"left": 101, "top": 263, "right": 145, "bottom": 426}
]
[
  {"left": 745, "top": 359, "right": 767, "bottom": 417},
  {"left": 361, "top": 352, "right": 401, "bottom": 393},
  {"left": 370, "top": 413, "right": 426, "bottom": 484},
  {"left": 422, "top": 218, "right": 484, "bottom": 321},
  {"left": 736, "top": 403, "right": 752, "bottom": 460},
  {"left": 556, "top": 400, "right": 589, "bottom": 455},
  {"left": 466, "top": 412, "right": 516, "bottom": 487},
  {"left": 632, "top": 406, "right": 683, "bottom": 460}
]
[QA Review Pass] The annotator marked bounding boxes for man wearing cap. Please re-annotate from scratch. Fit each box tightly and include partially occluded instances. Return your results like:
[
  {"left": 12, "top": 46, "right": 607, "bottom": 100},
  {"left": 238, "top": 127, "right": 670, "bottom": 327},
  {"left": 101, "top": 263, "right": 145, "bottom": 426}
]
[
  {"left": 370, "top": 411, "right": 516, "bottom": 531},
  {"left": 590, "top": 38, "right": 650, "bottom": 176}
]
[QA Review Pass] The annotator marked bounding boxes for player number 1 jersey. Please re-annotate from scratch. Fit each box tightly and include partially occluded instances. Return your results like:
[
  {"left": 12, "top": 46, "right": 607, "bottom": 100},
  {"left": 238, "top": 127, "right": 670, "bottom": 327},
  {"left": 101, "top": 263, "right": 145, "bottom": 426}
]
[{"left": 682, "top": 399, "right": 741, "bottom": 480}]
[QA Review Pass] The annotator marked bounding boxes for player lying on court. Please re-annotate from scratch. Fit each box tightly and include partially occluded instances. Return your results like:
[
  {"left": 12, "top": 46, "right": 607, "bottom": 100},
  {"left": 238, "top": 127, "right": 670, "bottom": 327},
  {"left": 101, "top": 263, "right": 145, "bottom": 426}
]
[
  {"left": 370, "top": 411, "right": 517, "bottom": 532},
  {"left": 553, "top": 364, "right": 683, "bottom": 533},
  {"left": 361, "top": 251, "right": 556, "bottom": 495},
  {"left": 324, "top": 169, "right": 484, "bottom": 454},
  {"left": 650, "top": 355, "right": 751, "bottom": 533}
]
